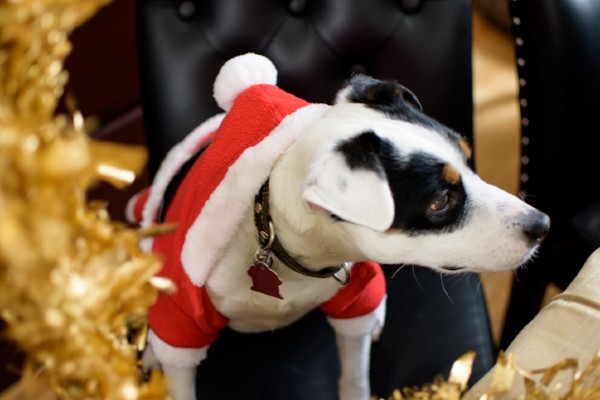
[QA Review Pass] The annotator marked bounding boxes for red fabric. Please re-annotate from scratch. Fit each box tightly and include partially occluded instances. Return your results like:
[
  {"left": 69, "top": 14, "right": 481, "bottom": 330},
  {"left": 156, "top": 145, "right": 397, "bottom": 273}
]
[
  {"left": 148, "top": 260, "right": 386, "bottom": 348},
  {"left": 320, "top": 261, "right": 386, "bottom": 319},
  {"left": 153, "top": 84, "right": 309, "bottom": 289},
  {"left": 149, "top": 84, "right": 309, "bottom": 348},
  {"left": 130, "top": 187, "right": 150, "bottom": 223},
  {"left": 146, "top": 84, "right": 385, "bottom": 349},
  {"left": 149, "top": 281, "right": 228, "bottom": 348}
]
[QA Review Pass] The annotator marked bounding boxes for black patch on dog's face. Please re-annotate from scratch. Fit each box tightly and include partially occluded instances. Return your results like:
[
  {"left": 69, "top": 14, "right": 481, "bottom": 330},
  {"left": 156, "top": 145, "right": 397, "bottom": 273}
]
[
  {"left": 342, "top": 75, "right": 471, "bottom": 163},
  {"left": 335, "top": 131, "right": 386, "bottom": 178},
  {"left": 336, "top": 131, "right": 467, "bottom": 234}
]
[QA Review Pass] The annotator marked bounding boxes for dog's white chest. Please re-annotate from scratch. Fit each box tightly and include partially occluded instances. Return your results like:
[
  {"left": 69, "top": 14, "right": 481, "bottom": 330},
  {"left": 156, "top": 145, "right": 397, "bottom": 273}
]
[{"left": 206, "top": 261, "right": 341, "bottom": 333}]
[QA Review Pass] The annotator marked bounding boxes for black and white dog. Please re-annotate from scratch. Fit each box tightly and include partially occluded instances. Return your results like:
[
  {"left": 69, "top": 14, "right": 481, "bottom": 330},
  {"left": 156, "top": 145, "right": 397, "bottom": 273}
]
[{"left": 129, "top": 53, "right": 549, "bottom": 400}]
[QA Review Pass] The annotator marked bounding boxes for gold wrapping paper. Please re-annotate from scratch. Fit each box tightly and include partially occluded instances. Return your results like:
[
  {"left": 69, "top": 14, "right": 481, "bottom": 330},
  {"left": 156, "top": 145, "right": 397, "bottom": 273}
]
[{"left": 468, "top": 248, "right": 600, "bottom": 400}]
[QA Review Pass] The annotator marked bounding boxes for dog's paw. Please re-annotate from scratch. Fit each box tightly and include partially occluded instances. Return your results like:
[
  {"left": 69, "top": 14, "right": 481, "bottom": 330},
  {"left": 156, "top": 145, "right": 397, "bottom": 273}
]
[
  {"left": 339, "top": 379, "right": 370, "bottom": 400},
  {"left": 163, "top": 364, "right": 198, "bottom": 400},
  {"left": 141, "top": 345, "right": 161, "bottom": 373},
  {"left": 370, "top": 322, "right": 384, "bottom": 342}
]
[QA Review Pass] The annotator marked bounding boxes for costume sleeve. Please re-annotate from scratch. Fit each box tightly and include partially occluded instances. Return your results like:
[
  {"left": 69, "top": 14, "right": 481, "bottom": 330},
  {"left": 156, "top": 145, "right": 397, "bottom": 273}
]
[
  {"left": 125, "top": 187, "right": 150, "bottom": 224},
  {"left": 148, "top": 279, "right": 229, "bottom": 349},
  {"left": 320, "top": 261, "right": 386, "bottom": 319}
]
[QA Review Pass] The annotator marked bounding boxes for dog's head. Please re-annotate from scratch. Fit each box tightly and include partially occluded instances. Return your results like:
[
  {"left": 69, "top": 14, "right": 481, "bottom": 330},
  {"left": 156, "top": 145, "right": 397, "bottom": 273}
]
[{"left": 270, "top": 75, "right": 549, "bottom": 274}]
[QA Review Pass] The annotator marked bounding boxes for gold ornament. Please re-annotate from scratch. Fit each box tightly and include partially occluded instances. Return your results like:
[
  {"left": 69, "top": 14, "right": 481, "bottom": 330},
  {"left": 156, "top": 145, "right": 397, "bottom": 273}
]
[
  {"left": 373, "top": 351, "right": 600, "bottom": 400},
  {"left": 0, "top": 0, "right": 168, "bottom": 398}
]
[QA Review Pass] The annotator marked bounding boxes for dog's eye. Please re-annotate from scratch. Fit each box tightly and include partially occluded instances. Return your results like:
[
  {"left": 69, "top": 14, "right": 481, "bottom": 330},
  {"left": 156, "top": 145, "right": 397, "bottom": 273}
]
[{"left": 429, "top": 192, "right": 449, "bottom": 212}]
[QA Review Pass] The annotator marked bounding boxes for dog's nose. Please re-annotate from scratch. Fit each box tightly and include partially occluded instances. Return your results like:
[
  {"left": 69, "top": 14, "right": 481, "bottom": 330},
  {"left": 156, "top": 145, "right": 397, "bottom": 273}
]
[{"left": 524, "top": 211, "right": 550, "bottom": 243}]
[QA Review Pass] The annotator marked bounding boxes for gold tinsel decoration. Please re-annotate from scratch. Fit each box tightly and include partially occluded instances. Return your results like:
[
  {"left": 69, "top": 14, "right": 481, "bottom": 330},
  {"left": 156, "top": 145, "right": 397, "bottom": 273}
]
[
  {"left": 0, "top": 0, "right": 168, "bottom": 398},
  {"left": 374, "top": 350, "right": 600, "bottom": 400}
]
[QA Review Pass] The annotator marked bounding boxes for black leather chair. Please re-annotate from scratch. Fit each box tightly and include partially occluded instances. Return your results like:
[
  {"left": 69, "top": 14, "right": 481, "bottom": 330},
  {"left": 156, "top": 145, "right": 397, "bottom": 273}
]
[
  {"left": 136, "top": 1, "right": 495, "bottom": 398},
  {"left": 500, "top": 0, "right": 600, "bottom": 349}
]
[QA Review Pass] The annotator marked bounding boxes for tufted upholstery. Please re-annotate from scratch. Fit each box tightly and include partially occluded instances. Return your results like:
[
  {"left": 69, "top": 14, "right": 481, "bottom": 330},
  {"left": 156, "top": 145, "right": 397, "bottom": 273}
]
[
  {"left": 136, "top": 0, "right": 495, "bottom": 398},
  {"left": 137, "top": 0, "right": 475, "bottom": 176},
  {"left": 501, "top": 0, "right": 600, "bottom": 348}
]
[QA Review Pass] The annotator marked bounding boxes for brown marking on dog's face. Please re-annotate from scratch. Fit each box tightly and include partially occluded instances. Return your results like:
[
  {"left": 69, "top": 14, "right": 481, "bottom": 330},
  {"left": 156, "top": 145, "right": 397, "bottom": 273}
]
[
  {"left": 443, "top": 164, "right": 461, "bottom": 185},
  {"left": 458, "top": 138, "right": 472, "bottom": 160},
  {"left": 364, "top": 87, "right": 377, "bottom": 101}
]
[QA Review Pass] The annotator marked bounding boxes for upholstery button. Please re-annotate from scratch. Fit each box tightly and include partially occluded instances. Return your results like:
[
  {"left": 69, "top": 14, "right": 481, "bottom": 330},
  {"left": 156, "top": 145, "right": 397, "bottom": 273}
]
[
  {"left": 178, "top": 1, "right": 196, "bottom": 20},
  {"left": 350, "top": 64, "right": 367, "bottom": 75},
  {"left": 289, "top": 0, "right": 307, "bottom": 16},
  {"left": 519, "top": 190, "right": 527, "bottom": 200},
  {"left": 400, "top": 0, "right": 422, "bottom": 13}
]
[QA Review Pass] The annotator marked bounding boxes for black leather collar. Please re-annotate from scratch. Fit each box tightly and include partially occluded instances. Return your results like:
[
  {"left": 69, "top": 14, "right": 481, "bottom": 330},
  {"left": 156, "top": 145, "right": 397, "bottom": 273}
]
[{"left": 254, "top": 180, "right": 350, "bottom": 284}]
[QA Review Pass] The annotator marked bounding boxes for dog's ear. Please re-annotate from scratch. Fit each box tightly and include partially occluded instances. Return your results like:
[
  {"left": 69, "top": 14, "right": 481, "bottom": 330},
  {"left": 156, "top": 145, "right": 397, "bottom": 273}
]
[
  {"left": 335, "top": 75, "right": 423, "bottom": 112},
  {"left": 302, "top": 132, "right": 395, "bottom": 232}
]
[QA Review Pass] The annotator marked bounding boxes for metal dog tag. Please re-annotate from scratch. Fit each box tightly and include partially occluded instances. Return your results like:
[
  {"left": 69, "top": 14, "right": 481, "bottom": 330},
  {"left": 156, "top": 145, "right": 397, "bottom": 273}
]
[{"left": 248, "top": 262, "right": 283, "bottom": 299}]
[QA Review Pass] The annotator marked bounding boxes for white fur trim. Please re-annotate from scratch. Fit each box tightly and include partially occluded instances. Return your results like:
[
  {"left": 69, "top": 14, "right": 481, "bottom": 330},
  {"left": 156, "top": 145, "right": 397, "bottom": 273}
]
[
  {"left": 213, "top": 53, "right": 278, "bottom": 111},
  {"left": 327, "top": 295, "right": 387, "bottom": 338},
  {"left": 181, "top": 104, "right": 329, "bottom": 286},
  {"left": 140, "top": 237, "right": 153, "bottom": 253},
  {"left": 147, "top": 329, "right": 209, "bottom": 368},
  {"left": 141, "top": 113, "right": 226, "bottom": 229}
]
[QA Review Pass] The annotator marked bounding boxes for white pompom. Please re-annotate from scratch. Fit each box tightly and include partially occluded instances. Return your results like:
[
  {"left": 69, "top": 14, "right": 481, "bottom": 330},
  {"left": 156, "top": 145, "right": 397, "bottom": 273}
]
[{"left": 213, "top": 53, "right": 278, "bottom": 111}]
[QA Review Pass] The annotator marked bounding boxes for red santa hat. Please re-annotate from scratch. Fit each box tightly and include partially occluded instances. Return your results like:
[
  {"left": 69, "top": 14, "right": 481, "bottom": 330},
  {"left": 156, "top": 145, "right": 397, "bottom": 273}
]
[{"left": 133, "top": 53, "right": 330, "bottom": 287}]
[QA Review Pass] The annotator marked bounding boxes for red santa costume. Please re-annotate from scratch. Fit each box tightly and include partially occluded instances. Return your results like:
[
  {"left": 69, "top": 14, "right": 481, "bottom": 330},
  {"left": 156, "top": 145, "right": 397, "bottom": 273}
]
[{"left": 127, "top": 53, "right": 386, "bottom": 367}]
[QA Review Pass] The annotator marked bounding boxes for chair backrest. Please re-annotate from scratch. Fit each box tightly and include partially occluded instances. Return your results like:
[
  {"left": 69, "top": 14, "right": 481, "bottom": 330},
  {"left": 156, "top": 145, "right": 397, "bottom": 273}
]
[
  {"left": 136, "top": 0, "right": 474, "bottom": 177},
  {"left": 512, "top": 0, "right": 600, "bottom": 218},
  {"left": 136, "top": 1, "right": 497, "bottom": 396},
  {"left": 501, "top": 0, "right": 600, "bottom": 348}
]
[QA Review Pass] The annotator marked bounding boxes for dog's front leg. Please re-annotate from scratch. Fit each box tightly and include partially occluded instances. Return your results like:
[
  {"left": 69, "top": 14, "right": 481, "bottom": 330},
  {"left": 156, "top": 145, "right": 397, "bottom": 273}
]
[
  {"left": 335, "top": 333, "right": 373, "bottom": 400},
  {"left": 328, "top": 299, "right": 386, "bottom": 400},
  {"left": 144, "top": 348, "right": 197, "bottom": 400},
  {"left": 162, "top": 364, "right": 197, "bottom": 400},
  {"left": 144, "top": 330, "right": 209, "bottom": 400}
]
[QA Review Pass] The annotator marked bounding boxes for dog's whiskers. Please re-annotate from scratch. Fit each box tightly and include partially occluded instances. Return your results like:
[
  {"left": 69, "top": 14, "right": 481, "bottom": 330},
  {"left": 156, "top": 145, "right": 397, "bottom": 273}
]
[
  {"left": 513, "top": 268, "right": 521, "bottom": 282},
  {"left": 390, "top": 264, "right": 406, "bottom": 279},
  {"left": 439, "top": 274, "right": 454, "bottom": 303},
  {"left": 411, "top": 265, "right": 425, "bottom": 293},
  {"left": 473, "top": 275, "right": 486, "bottom": 299}
]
